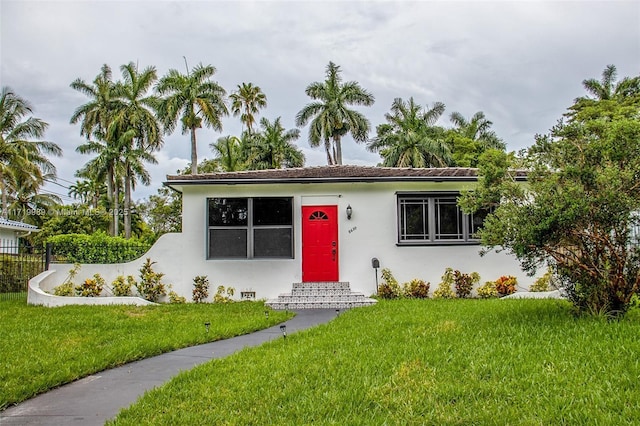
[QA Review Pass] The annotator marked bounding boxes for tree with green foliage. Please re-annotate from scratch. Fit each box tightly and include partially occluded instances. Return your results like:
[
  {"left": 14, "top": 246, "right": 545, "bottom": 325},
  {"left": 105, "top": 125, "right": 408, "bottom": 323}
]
[
  {"left": 229, "top": 82, "right": 267, "bottom": 135},
  {"left": 70, "top": 65, "right": 121, "bottom": 228},
  {"left": 71, "top": 65, "right": 123, "bottom": 236},
  {"left": 68, "top": 179, "right": 106, "bottom": 209},
  {"left": 0, "top": 87, "right": 62, "bottom": 219},
  {"left": 113, "top": 62, "right": 161, "bottom": 239},
  {"left": 138, "top": 186, "right": 182, "bottom": 237},
  {"left": 156, "top": 61, "right": 228, "bottom": 174},
  {"left": 459, "top": 66, "right": 640, "bottom": 317},
  {"left": 5, "top": 167, "right": 61, "bottom": 226},
  {"left": 446, "top": 111, "right": 505, "bottom": 167},
  {"left": 367, "top": 97, "right": 451, "bottom": 167},
  {"left": 251, "top": 117, "right": 304, "bottom": 169},
  {"left": 296, "top": 61, "right": 374, "bottom": 165},
  {"left": 209, "top": 135, "right": 246, "bottom": 172}
]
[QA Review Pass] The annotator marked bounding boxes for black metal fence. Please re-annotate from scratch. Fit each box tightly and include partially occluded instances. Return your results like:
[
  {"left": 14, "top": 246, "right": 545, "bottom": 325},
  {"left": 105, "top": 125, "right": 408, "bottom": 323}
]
[{"left": 0, "top": 244, "right": 46, "bottom": 301}]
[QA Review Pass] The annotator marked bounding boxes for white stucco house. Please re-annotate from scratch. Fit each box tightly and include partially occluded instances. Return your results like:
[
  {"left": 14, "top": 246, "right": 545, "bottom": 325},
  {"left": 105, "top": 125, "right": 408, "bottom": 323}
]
[
  {"left": 29, "top": 165, "right": 534, "bottom": 308},
  {"left": 0, "top": 218, "right": 39, "bottom": 254},
  {"left": 164, "top": 165, "right": 530, "bottom": 307}
]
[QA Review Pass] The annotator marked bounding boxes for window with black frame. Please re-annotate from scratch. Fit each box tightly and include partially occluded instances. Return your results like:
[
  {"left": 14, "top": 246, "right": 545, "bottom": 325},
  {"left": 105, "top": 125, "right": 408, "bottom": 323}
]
[
  {"left": 398, "top": 193, "right": 486, "bottom": 244},
  {"left": 208, "top": 197, "right": 293, "bottom": 259}
]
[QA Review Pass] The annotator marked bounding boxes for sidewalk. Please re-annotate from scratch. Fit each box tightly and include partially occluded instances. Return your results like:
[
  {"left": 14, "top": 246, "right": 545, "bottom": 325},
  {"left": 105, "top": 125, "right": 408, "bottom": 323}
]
[{"left": 1, "top": 309, "right": 337, "bottom": 425}]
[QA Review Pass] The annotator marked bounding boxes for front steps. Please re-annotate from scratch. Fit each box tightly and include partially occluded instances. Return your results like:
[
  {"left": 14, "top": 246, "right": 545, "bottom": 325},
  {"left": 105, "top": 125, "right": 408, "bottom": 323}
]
[{"left": 266, "top": 282, "right": 377, "bottom": 310}]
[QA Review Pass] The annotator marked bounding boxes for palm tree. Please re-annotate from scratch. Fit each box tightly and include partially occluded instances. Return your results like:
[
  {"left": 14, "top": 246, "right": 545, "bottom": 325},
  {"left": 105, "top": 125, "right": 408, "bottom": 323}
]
[
  {"left": 578, "top": 64, "right": 640, "bottom": 102},
  {"left": 69, "top": 179, "right": 106, "bottom": 208},
  {"left": 115, "top": 62, "right": 161, "bottom": 238},
  {"left": 156, "top": 61, "right": 228, "bottom": 174},
  {"left": 230, "top": 82, "right": 267, "bottom": 135},
  {"left": 367, "top": 97, "right": 451, "bottom": 168},
  {"left": 209, "top": 135, "right": 246, "bottom": 172},
  {"left": 252, "top": 117, "right": 304, "bottom": 169},
  {"left": 75, "top": 136, "right": 124, "bottom": 235},
  {"left": 70, "top": 64, "right": 118, "bottom": 138},
  {"left": 449, "top": 111, "right": 505, "bottom": 151},
  {"left": 0, "top": 87, "right": 62, "bottom": 219},
  {"left": 70, "top": 65, "right": 120, "bottom": 234},
  {"left": 6, "top": 168, "right": 61, "bottom": 226},
  {"left": 296, "top": 62, "right": 374, "bottom": 165}
]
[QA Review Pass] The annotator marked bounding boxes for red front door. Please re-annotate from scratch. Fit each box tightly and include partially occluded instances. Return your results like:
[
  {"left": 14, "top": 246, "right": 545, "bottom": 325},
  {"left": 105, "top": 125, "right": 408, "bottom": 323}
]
[{"left": 302, "top": 205, "right": 339, "bottom": 282}]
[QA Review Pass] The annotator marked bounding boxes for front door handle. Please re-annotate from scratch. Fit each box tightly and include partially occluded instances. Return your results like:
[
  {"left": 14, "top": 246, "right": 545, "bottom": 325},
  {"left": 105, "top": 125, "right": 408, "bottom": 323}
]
[{"left": 332, "top": 249, "right": 336, "bottom": 261}]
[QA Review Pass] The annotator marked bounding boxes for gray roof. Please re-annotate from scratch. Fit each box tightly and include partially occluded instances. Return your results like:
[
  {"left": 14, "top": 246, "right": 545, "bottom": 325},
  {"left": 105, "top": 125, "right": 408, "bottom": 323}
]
[
  {"left": 166, "top": 165, "right": 527, "bottom": 186},
  {"left": 0, "top": 218, "right": 39, "bottom": 231}
]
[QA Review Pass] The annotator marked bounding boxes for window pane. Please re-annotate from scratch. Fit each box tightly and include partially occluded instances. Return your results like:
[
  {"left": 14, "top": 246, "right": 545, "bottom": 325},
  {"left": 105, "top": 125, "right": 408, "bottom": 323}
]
[
  {"left": 209, "top": 229, "right": 247, "bottom": 258},
  {"left": 254, "top": 228, "right": 292, "bottom": 258},
  {"left": 436, "top": 198, "right": 463, "bottom": 239},
  {"left": 209, "top": 198, "right": 248, "bottom": 226},
  {"left": 253, "top": 198, "right": 293, "bottom": 226},
  {"left": 469, "top": 208, "right": 490, "bottom": 238},
  {"left": 402, "top": 202, "right": 427, "bottom": 240}
]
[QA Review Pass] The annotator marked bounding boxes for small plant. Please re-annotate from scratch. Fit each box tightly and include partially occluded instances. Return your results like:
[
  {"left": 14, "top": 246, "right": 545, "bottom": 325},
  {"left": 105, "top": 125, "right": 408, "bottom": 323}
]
[
  {"left": 495, "top": 275, "right": 518, "bottom": 296},
  {"left": 454, "top": 270, "right": 481, "bottom": 298},
  {"left": 53, "top": 281, "right": 74, "bottom": 296},
  {"left": 75, "top": 274, "right": 105, "bottom": 297},
  {"left": 433, "top": 268, "right": 456, "bottom": 299},
  {"left": 169, "top": 291, "right": 186, "bottom": 304},
  {"left": 53, "top": 263, "right": 81, "bottom": 296},
  {"left": 192, "top": 275, "right": 210, "bottom": 303},
  {"left": 530, "top": 269, "right": 554, "bottom": 292},
  {"left": 111, "top": 275, "right": 136, "bottom": 297},
  {"left": 477, "top": 281, "right": 499, "bottom": 299},
  {"left": 136, "top": 258, "right": 167, "bottom": 302},
  {"left": 377, "top": 268, "right": 402, "bottom": 299},
  {"left": 213, "top": 285, "right": 235, "bottom": 303},
  {"left": 403, "top": 279, "right": 430, "bottom": 298}
]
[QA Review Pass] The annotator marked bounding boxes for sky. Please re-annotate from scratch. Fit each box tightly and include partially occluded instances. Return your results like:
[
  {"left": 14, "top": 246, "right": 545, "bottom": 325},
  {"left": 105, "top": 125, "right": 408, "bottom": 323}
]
[{"left": 1, "top": 0, "right": 639, "bottom": 202}]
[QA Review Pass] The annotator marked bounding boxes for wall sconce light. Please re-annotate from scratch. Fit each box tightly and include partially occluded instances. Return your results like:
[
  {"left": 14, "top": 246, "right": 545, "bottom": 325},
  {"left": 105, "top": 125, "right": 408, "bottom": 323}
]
[
  {"left": 280, "top": 324, "right": 287, "bottom": 338},
  {"left": 346, "top": 204, "right": 353, "bottom": 220},
  {"left": 204, "top": 322, "right": 210, "bottom": 333}
]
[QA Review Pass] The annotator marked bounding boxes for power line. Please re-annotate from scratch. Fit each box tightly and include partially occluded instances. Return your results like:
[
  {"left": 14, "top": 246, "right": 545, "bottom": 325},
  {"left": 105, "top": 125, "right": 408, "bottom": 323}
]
[{"left": 42, "top": 178, "right": 71, "bottom": 191}]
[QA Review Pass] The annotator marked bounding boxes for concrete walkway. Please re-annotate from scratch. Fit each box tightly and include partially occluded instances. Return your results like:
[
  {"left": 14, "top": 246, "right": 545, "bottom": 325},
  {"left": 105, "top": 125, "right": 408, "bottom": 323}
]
[{"left": 1, "top": 309, "right": 337, "bottom": 426}]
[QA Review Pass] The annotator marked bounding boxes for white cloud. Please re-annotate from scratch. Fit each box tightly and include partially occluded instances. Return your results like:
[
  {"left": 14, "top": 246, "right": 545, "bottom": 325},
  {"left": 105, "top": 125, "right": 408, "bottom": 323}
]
[{"left": 1, "top": 0, "right": 638, "bottom": 201}]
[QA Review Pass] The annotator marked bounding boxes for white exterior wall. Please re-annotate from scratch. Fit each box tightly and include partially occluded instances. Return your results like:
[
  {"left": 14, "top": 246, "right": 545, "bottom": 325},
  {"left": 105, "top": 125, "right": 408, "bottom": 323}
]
[
  {"left": 29, "top": 179, "right": 535, "bottom": 305},
  {"left": 0, "top": 228, "right": 18, "bottom": 253},
  {"left": 174, "top": 180, "right": 534, "bottom": 299}
]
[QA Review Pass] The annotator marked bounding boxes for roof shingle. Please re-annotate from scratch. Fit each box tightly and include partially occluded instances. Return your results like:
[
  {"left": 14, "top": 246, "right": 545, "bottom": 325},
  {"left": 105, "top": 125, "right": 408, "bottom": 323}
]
[{"left": 166, "top": 165, "right": 527, "bottom": 185}]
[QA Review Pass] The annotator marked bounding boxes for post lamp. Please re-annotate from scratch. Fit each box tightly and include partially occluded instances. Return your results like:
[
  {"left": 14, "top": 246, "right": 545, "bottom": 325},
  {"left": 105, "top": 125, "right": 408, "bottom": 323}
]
[
  {"left": 204, "top": 322, "right": 210, "bottom": 333},
  {"left": 280, "top": 324, "right": 287, "bottom": 338}
]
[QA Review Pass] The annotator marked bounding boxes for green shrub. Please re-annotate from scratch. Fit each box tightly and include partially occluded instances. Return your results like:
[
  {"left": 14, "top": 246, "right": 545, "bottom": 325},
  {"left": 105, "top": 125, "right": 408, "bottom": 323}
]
[
  {"left": 111, "top": 275, "right": 136, "bottom": 297},
  {"left": 477, "top": 281, "right": 499, "bottom": 298},
  {"left": 454, "top": 270, "right": 481, "bottom": 298},
  {"left": 53, "top": 264, "right": 80, "bottom": 296},
  {"left": 192, "top": 276, "right": 209, "bottom": 303},
  {"left": 75, "top": 274, "right": 105, "bottom": 297},
  {"left": 136, "top": 258, "right": 167, "bottom": 302},
  {"left": 0, "top": 255, "right": 43, "bottom": 293},
  {"left": 377, "top": 268, "right": 402, "bottom": 299},
  {"left": 403, "top": 279, "right": 430, "bottom": 298},
  {"left": 47, "top": 232, "right": 150, "bottom": 264},
  {"left": 168, "top": 291, "right": 186, "bottom": 304},
  {"left": 213, "top": 285, "right": 235, "bottom": 303},
  {"left": 530, "top": 269, "right": 554, "bottom": 292},
  {"left": 433, "top": 268, "right": 456, "bottom": 299},
  {"left": 53, "top": 281, "right": 74, "bottom": 296}
]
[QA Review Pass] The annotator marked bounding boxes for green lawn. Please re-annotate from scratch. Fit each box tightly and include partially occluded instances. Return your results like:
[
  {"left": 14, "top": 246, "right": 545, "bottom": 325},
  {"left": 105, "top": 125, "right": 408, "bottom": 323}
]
[
  {"left": 0, "top": 300, "right": 292, "bottom": 409},
  {"left": 110, "top": 299, "right": 640, "bottom": 425}
]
